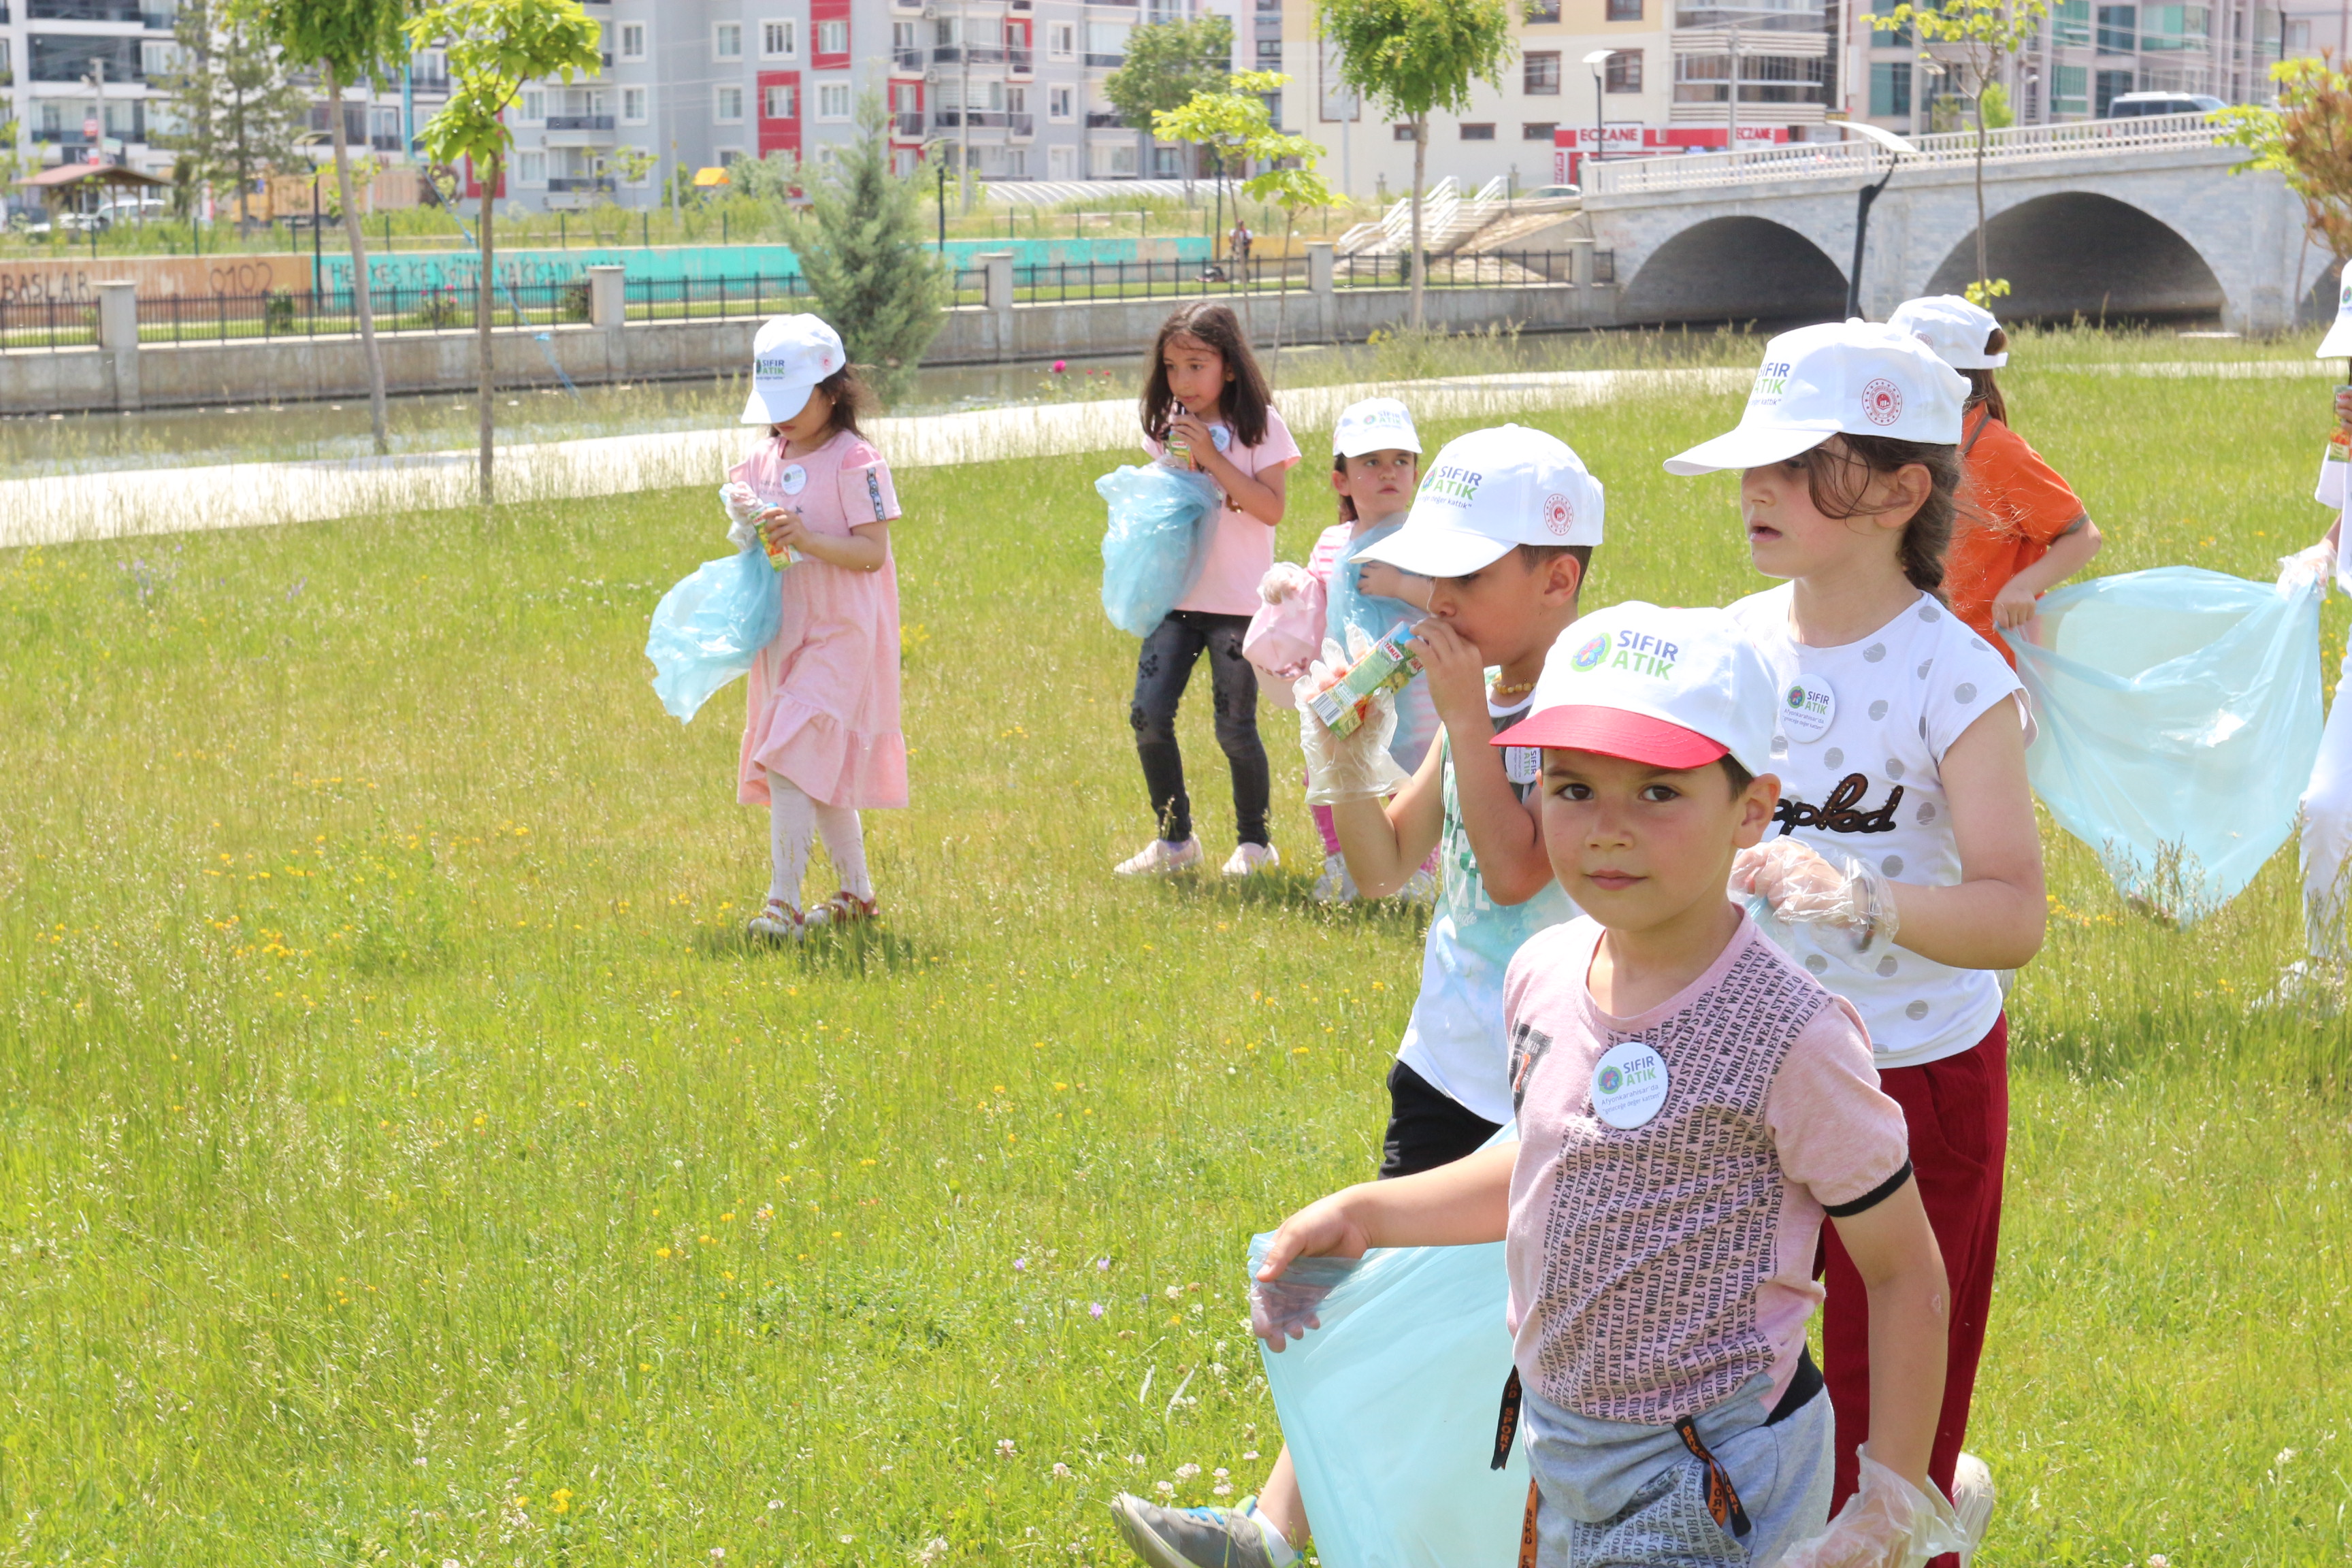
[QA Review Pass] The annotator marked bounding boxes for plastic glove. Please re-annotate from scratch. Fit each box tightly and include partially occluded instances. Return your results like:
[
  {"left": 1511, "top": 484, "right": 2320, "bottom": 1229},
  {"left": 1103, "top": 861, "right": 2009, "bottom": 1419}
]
[
  {"left": 1730, "top": 836, "right": 1899, "bottom": 950},
  {"left": 1295, "top": 632, "right": 1412, "bottom": 805},
  {"left": 720, "top": 482, "right": 764, "bottom": 551},
  {"left": 1778, "top": 1452, "right": 1967, "bottom": 1568},
  {"left": 1260, "top": 562, "right": 1317, "bottom": 604},
  {"left": 2278, "top": 540, "right": 2336, "bottom": 601},
  {"left": 1249, "top": 1254, "right": 1359, "bottom": 1353}
]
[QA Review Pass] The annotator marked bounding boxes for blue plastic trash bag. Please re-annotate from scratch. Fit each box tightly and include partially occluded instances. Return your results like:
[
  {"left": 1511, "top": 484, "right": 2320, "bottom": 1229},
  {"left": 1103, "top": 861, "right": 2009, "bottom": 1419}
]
[
  {"left": 1249, "top": 1230, "right": 1527, "bottom": 1568},
  {"left": 644, "top": 545, "right": 784, "bottom": 723},
  {"left": 1096, "top": 463, "right": 1221, "bottom": 637},
  {"left": 2014, "top": 564, "right": 2323, "bottom": 922}
]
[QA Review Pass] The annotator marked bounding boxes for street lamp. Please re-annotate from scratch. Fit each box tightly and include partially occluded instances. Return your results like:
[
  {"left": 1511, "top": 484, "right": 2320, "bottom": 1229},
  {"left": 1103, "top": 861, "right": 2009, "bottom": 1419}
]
[
  {"left": 1835, "top": 118, "right": 1916, "bottom": 319},
  {"left": 1581, "top": 48, "right": 1614, "bottom": 188}
]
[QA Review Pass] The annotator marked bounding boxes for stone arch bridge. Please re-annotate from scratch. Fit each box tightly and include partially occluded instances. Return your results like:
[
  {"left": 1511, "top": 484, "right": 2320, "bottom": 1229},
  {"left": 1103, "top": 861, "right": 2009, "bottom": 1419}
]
[{"left": 1578, "top": 114, "right": 2314, "bottom": 333}]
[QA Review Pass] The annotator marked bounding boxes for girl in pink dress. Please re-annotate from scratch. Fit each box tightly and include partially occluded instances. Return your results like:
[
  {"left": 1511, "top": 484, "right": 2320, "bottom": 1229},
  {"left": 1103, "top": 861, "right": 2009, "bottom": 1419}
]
[{"left": 723, "top": 314, "right": 906, "bottom": 941}]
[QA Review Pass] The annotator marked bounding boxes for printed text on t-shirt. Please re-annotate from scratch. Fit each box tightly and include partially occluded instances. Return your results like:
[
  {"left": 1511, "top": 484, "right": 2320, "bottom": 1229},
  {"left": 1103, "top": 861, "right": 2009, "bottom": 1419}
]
[{"left": 1772, "top": 772, "right": 1903, "bottom": 836}]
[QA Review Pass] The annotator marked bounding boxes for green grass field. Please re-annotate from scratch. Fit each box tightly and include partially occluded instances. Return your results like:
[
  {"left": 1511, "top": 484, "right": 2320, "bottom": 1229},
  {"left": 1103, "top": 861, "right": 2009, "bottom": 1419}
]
[{"left": 4, "top": 353, "right": 2350, "bottom": 1567}]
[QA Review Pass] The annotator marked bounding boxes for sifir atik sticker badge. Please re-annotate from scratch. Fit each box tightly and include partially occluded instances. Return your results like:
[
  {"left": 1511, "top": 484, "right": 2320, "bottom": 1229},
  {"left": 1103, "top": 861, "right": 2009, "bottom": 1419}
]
[
  {"left": 779, "top": 463, "right": 809, "bottom": 497},
  {"left": 1780, "top": 674, "right": 1835, "bottom": 743},
  {"left": 1590, "top": 1041, "right": 1670, "bottom": 1130}
]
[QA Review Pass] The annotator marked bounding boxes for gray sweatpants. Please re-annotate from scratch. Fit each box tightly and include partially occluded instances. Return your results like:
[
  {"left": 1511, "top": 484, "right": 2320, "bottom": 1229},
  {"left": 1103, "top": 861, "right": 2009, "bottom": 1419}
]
[{"left": 1524, "top": 1377, "right": 1835, "bottom": 1567}]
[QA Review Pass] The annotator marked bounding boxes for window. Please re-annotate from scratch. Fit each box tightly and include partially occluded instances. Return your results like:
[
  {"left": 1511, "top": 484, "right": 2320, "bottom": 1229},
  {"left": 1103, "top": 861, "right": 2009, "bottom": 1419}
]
[
  {"left": 1605, "top": 50, "right": 1642, "bottom": 91},
  {"left": 1049, "top": 21, "right": 1077, "bottom": 58},
  {"left": 1007, "top": 85, "right": 1027, "bottom": 112},
  {"left": 764, "top": 84, "right": 798, "bottom": 118},
  {"left": 1393, "top": 122, "right": 1419, "bottom": 140},
  {"left": 517, "top": 149, "right": 547, "bottom": 184},
  {"left": 2051, "top": 0, "right": 2089, "bottom": 42},
  {"left": 817, "top": 81, "right": 852, "bottom": 118},
  {"left": 1091, "top": 143, "right": 1138, "bottom": 177},
  {"left": 2287, "top": 16, "right": 2313, "bottom": 51},
  {"left": 623, "top": 86, "right": 649, "bottom": 122},
  {"left": 1256, "top": 37, "right": 1283, "bottom": 64},
  {"left": 1869, "top": 0, "right": 1913, "bottom": 45},
  {"left": 1086, "top": 20, "right": 1130, "bottom": 61},
  {"left": 1869, "top": 59, "right": 1910, "bottom": 115},
  {"left": 1459, "top": 122, "right": 1496, "bottom": 140},
  {"left": 2094, "top": 65, "right": 2135, "bottom": 113},
  {"left": 1524, "top": 50, "right": 1561, "bottom": 93},
  {"left": 762, "top": 20, "right": 796, "bottom": 57},
  {"left": 2052, "top": 62, "right": 2088, "bottom": 112},
  {"left": 1524, "top": 0, "right": 1560, "bottom": 18},
  {"left": 521, "top": 89, "right": 545, "bottom": 121},
  {"left": 1605, "top": 0, "right": 1642, "bottom": 18},
  {"left": 621, "top": 22, "right": 645, "bottom": 59},
  {"left": 817, "top": 19, "right": 849, "bottom": 53},
  {"left": 1049, "top": 84, "right": 1074, "bottom": 119},
  {"left": 140, "top": 39, "right": 182, "bottom": 76},
  {"left": 1523, "top": 120, "right": 1556, "bottom": 139},
  {"left": 715, "top": 84, "right": 745, "bottom": 121},
  {"left": 2095, "top": 4, "right": 2135, "bottom": 50},
  {"left": 714, "top": 22, "right": 742, "bottom": 60}
]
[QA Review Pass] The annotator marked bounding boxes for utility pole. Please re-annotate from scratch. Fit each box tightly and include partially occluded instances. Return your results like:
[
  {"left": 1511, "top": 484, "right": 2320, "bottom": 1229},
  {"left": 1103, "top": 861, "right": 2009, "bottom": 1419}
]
[
  {"left": 1725, "top": 22, "right": 1740, "bottom": 151},
  {"left": 958, "top": 0, "right": 973, "bottom": 214}
]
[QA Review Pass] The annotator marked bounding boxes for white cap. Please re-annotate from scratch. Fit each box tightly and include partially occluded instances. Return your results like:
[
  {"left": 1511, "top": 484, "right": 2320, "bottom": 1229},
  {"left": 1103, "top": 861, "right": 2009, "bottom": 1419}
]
[
  {"left": 1333, "top": 397, "right": 1422, "bottom": 458},
  {"left": 1663, "top": 320, "right": 1969, "bottom": 476},
  {"left": 1354, "top": 423, "right": 1603, "bottom": 578},
  {"left": 1492, "top": 602, "right": 1777, "bottom": 778},
  {"left": 2320, "top": 258, "right": 2352, "bottom": 358},
  {"left": 1888, "top": 294, "right": 2008, "bottom": 370},
  {"left": 740, "top": 313, "right": 847, "bottom": 425}
]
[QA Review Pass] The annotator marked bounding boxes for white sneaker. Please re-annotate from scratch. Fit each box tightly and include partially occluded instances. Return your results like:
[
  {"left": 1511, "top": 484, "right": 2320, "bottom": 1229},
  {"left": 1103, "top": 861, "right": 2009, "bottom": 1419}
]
[
  {"left": 1311, "top": 853, "right": 1357, "bottom": 904},
  {"left": 2257, "top": 958, "right": 2342, "bottom": 1016},
  {"left": 1115, "top": 836, "right": 1202, "bottom": 877},
  {"left": 746, "top": 898, "right": 804, "bottom": 941},
  {"left": 1950, "top": 1452, "right": 1995, "bottom": 1565},
  {"left": 1395, "top": 866, "right": 1438, "bottom": 905},
  {"left": 1223, "top": 843, "right": 1280, "bottom": 877}
]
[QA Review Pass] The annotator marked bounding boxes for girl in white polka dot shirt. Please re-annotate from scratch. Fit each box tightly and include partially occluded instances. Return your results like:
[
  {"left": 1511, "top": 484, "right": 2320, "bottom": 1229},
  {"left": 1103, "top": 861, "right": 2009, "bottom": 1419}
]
[{"left": 1666, "top": 321, "right": 2045, "bottom": 1563}]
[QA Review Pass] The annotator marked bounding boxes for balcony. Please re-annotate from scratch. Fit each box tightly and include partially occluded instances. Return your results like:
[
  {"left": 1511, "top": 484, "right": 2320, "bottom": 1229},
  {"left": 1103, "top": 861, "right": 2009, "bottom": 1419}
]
[
  {"left": 410, "top": 71, "right": 450, "bottom": 93},
  {"left": 549, "top": 176, "right": 616, "bottom": 192},
  {"left": 1007, "top": 46, "right": 1032, "bottom": 74},
  {"left": 1084, "top": 52, "right": 1125, "bottom": 66},
  {"left": 29, "top": 0, "right": 142, "bottom": 18},
  {"left": 1085, "top": 110, "right": 1126, "bottom": 127},
  {"left": 894, "top": 110, "right": 925, "bottom": 137},
  {"left": 547, "top": 114, "right": 615, "bottom": 130},
  {"left": 370, "top": 131, "right": 402, "bottom": 151},
  {"left": 893, "top": 46, "right": 925, "bottom": 69},
  {"left": 143, "top": 6, "right": 175, "bottom": 27},
  {"left": 1009, "top": 111, "right": 1034, "bottom": 136}
]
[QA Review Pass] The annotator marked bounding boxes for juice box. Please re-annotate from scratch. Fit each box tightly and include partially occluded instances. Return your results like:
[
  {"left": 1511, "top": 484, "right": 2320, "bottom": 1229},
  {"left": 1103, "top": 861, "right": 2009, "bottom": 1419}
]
[
  {"left": 2332, "top": 385, "right": 2352, "bottom": 467},
  {"left": 1306, "top": 622, "right": 1422, "bottom": 736}
]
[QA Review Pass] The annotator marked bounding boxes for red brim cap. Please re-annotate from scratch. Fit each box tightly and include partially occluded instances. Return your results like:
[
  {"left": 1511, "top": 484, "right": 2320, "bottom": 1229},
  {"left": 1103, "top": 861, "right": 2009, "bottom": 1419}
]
[{"left": 1491, "top": 705, "right": 1729, "bottom": 770}]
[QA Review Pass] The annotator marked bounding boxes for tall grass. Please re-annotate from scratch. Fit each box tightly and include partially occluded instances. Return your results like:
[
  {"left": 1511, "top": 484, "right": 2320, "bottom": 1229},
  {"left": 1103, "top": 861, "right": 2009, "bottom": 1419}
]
[{"left": 1, "top": 363, "right": 2348, "bottom": 1565}]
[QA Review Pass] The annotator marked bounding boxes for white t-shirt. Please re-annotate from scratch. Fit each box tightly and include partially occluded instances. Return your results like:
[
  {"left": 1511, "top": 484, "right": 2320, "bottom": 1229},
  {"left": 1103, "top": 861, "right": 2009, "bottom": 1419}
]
[
  {"left": 1731, "top": 585, "right": 2023, "bottom": 1071},
  {"left": 1395, "top": 693, "right": 1581, "bottom": 1124},
  {"left": 2315, "top": 451, "right": 2352, "bottom": 594}
]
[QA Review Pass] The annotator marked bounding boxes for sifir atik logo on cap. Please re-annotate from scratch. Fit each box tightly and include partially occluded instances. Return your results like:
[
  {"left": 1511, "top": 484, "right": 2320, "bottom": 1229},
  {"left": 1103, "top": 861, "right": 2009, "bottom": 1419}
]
[
  {"left": 1749, "top": 360, "right": 1793, "bottom": 406},
  {"left": 1585, "top": 627, "right": 1682, "bottom": 679},
  {"left": 1862, "top": 378, "right": 1904, "bottom": 426},
  {"left": 1569, "top": 633, "right": 1610, "bottom": 672},
  {"left": 1420, "top": 463, "right": 1484, "bottom": 504}
]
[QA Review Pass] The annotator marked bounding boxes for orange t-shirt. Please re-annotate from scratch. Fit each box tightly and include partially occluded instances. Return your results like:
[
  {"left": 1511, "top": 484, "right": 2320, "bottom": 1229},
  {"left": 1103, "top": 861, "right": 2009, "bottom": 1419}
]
[{"left": 1946, "top": 408, "right": 2089, "bottom": 666}]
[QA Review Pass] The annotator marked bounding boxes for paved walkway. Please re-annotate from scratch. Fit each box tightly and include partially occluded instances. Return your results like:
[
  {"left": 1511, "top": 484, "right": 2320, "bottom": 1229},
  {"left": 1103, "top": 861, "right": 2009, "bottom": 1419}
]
[{"left": 0, "top": 357, "right": 2323, "bottom": 551}]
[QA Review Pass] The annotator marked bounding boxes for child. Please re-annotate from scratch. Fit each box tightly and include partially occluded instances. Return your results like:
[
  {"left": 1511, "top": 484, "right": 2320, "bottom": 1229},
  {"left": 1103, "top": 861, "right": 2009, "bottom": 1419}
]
[
  {"left": 1116, "top": 302, "right": 1301, "bottom": 879},
  {"left": 1258, "top": 396, "right": 1439, "bottom": 902},
  {"left": 1109, "top": 425, "right": 1596, "bottom": 1568},
  {"left": 1250, "top": 601, "right": 1955, "bottom": 1568},
  {"left": 723, "top": 314, "right": 906, "bottom": 941},
  {"left": 2283, "top": 274, "right": 2352, "bottom": 987},
  {"left": 1886, "top": 295, "right": 2102, "bottom": 666},
  {"left": 1667, "top": 319, "right": 2046, "bottom": 1561}
]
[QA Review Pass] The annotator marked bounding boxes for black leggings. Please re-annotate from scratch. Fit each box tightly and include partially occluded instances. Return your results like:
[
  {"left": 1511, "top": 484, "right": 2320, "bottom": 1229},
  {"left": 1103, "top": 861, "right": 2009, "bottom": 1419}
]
[{"left": 1128, "top": 610, "right": 1270, "bottom": 847}]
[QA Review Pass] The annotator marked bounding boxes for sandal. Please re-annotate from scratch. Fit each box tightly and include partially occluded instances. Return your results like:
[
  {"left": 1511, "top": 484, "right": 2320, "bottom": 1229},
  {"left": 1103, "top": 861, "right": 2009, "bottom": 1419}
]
[
  {"left": 746, "top": 897, "right": 805, "bottom": 941},
  {"left": 804, "top": 890, "right": 879, "bottom": 930}
]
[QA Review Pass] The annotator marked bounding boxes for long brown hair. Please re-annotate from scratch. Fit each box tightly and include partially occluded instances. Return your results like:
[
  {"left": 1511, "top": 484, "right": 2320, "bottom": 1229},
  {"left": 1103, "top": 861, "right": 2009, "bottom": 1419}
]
[
  {"left": 1139, "top": 301, "right": 1271, "bottom": 448},
  {"left": 770, "top": 364, "right": 874, "bottom": 442},
  {"left": 1793, "top": 434, "right": 1963, "bottom": 595},
  {"left": 1961, "top": 327, "right": 2008, "bottom": 425}
]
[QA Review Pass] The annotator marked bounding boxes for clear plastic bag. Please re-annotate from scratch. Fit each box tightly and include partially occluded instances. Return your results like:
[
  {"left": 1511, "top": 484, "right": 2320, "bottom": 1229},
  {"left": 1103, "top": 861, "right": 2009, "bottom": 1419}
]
[
  {"left": 1246, "top": 566, "right": 1326, "bottom": 708},
  {"left": 644, "top": 544, "right": 785, "bottom": 723},
  {"left": 2013, "top": 565, "right": 2325, "bottom": 922},
  {"left": 1248, "top": 1228, "right": 1527, "bottom": 1568},
  {"left": 1294, "top": 633, "right": 1414, "bottom": 805},
  {"left": 1778, "top": 1452, "right": 1967, "bottom": 1568},
  {"left": 1096, "top": 463, "right": 1222, "bottom": 637}
]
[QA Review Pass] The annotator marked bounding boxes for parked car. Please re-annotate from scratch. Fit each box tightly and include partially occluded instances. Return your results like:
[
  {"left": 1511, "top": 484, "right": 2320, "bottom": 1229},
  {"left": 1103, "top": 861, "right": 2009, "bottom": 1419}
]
[
  {"left": 2102, "top": 91, "right": 2225, "bottom": 118},
  {"left": 89, "top": 193, "right": 171, "bottom": 227},
  {"left": 1521, "top": 184, "right": 1581, "bottom": 201}
]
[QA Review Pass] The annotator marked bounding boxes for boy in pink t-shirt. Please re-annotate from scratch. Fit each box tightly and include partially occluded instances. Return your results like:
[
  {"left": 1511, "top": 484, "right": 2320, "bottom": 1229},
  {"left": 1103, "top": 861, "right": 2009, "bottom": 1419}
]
[{"left": 1250, "top": 604, "right": 1961, "bottom": 1568}]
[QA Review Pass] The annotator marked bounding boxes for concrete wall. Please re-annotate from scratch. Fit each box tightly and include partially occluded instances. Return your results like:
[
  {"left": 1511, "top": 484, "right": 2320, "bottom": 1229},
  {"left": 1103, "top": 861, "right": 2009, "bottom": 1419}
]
[{"left": 0, "top": 280, "right": 1620, "bottom": 415}]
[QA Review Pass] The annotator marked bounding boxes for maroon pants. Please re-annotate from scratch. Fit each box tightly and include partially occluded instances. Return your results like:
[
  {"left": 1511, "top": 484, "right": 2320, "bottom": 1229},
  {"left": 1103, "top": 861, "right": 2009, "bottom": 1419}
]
[{"left": 1820, "top": 1013, "right": 2008, "bottom": 1563}]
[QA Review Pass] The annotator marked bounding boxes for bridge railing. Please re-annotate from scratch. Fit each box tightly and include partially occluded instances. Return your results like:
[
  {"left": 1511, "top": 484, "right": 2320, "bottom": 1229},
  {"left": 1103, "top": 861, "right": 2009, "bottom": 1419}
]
[{"left": 1586, "top": 112, "right": 2231, "bottom": 197}]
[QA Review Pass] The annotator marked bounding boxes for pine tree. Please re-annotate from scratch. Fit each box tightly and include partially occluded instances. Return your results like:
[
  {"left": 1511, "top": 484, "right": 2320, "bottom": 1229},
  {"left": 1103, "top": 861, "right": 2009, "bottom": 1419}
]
[
  {"left": 787, "top": 93, "right": 951, "bottom": 406},
  {"left": 152, "top": 0, "right": 306, "bottom": 231}
]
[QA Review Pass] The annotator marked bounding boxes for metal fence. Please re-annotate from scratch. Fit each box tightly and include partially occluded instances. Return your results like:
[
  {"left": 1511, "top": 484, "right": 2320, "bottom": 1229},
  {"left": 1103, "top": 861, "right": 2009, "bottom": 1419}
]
[
  {"left": 0, "top": 297, "right": 99, "bottom": 351},
  {"left": 625, "top": 274, "right": 811, "bottom": 323},
  {"left": 944, "top": 251, "right": 1595, "bottom": 308}
]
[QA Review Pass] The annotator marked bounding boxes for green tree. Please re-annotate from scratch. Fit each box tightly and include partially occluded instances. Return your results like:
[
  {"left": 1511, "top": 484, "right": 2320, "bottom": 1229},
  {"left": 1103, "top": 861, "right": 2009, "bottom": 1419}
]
[
  {"left": 1102, "top": 14, "right": 1235, "bottom": 191},
  {"left": 2216, "top": 56, "right": 2352, "bottom": 277},
  {"left": 267, "top": 0, "right": 413, "bottom": 457},
  {"left": 1154, "top": 68, "right": 1289, "bottom": 270},
  {"left": 152, "top": 0, "right": 307, "bottom": 231},
  {"left": 1871, "top": 0, "right": 2048, "bottom": 292},
  {"left": 1243, "top": 154, "right": 1333, "bottom": 378},
  {"left": 787, "top": 93, "right": 951, "bottom": 406},
  {"left": 408, "top": 0, "right": 604, "bottom": 502},
  {"left": 1316, "top": 0, "right": 1514, "bottom": 327}
]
